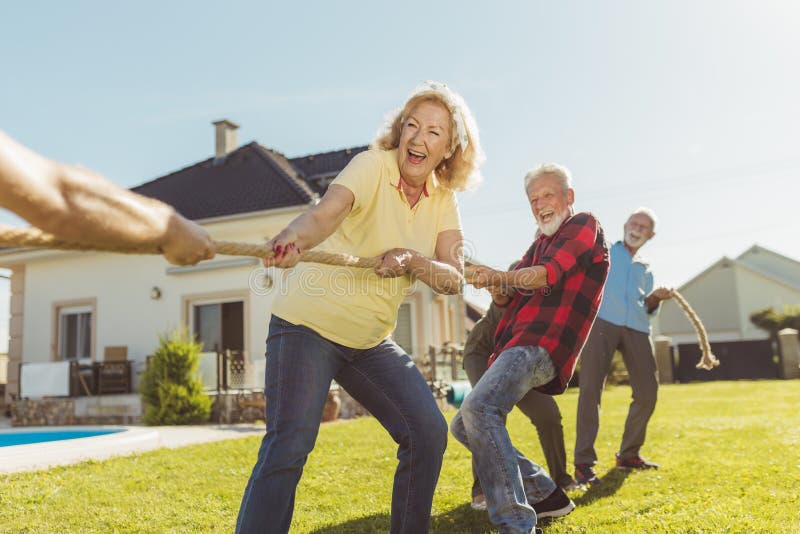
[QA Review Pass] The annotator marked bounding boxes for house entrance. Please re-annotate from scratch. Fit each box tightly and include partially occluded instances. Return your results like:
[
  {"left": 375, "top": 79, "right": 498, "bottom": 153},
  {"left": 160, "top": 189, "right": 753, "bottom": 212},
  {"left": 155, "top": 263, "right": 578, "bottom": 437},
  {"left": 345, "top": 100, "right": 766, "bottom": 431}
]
[
  {"left": 192, "top": 300, "right": 247, "bottom": 390},
  {"left": 193, "top": 300, "right": 244, "bottom": 354}
]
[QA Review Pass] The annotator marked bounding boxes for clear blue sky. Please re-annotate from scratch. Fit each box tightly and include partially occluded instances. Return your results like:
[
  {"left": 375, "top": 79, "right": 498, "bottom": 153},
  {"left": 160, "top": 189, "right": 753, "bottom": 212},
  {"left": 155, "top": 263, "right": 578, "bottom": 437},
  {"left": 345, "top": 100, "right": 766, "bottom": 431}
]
[{"left": 2, "top": 1, "right": 799, "bottom": 351}]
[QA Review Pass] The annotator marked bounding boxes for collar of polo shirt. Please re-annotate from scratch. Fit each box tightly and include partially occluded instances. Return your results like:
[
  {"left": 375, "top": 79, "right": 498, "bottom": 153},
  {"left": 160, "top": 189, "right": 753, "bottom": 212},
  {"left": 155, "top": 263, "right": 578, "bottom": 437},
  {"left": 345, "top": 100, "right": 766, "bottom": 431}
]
[{"left": 391, "top": 176, "right": 439, "bottom": 200}]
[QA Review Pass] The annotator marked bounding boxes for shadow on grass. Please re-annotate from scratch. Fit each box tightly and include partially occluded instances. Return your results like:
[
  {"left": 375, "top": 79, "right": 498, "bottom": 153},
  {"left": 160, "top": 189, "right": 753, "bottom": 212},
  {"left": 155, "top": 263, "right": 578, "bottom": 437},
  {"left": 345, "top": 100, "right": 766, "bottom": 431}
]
[
  {"left": 309, "top": 514, "right": 390, "bottom": 534},
  {"left": 310, "top": 504, "right": 493, "bottom": 533},
  {"left": 574, "top": 467, "right": 631, "bottom": 506}
]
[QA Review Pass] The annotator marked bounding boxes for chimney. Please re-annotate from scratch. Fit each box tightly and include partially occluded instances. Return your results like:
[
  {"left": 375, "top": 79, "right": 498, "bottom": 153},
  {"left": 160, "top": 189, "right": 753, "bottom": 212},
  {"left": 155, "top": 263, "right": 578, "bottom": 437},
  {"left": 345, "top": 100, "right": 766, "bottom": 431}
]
[{"left": 212, "top": 119, "right": 239, "bottom": 160}]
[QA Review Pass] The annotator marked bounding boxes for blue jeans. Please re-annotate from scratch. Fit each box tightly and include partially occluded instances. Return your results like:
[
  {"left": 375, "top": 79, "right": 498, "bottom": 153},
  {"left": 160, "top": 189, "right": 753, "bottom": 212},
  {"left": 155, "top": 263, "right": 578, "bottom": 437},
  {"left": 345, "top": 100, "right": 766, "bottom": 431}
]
[
  {"left": 450, "top": 345, "right": 558, "bottom": 534},
  {"left": 236, "top": 315, "right": 448, "bottom": 534}
]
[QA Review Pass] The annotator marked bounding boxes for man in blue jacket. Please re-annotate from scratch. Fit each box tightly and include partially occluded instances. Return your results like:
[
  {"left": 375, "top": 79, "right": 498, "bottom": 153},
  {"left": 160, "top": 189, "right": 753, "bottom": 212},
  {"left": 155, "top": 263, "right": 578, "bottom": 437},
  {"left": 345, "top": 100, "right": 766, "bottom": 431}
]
[{"left": 573, "top": 207, "right": 672, "bottom": 485}]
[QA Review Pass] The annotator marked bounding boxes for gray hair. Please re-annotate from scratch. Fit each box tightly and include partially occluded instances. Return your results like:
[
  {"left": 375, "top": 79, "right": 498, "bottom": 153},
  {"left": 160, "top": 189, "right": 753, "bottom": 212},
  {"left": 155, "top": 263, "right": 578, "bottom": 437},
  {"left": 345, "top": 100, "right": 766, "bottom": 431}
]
[
  {"left": 628, "top": 207, "right": 658, "bottom": 230},
  {"left": 523, "top": 163, "right": 573, "bottom": 194}
]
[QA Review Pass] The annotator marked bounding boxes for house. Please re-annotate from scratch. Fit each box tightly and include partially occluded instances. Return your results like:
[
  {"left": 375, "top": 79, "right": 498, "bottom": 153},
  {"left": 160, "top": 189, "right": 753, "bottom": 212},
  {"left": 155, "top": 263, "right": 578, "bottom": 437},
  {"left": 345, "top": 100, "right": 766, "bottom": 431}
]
[
  {"left": 654, "top": 245, "right": 800, "bottom": 380},
  {"left": 0, "top": 120, "right": 467, "bottom": 416}
]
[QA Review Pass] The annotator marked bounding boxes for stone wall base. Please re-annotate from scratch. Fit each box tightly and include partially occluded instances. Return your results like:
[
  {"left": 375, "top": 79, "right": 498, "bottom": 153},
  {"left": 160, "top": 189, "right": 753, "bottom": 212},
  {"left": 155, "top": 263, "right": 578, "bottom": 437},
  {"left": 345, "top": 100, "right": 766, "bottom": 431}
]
[
  {"left": 211, "top": 390, "right": 266, "bottom": 424},
  {"left": 11, "top": 388, "right": 453, "bottom": 427},
  {"left": 12, "top": 396, "right": 143, "bottom": 427},
  {"left": 213, "top": 389, "right": 347, "bottom": 424}
]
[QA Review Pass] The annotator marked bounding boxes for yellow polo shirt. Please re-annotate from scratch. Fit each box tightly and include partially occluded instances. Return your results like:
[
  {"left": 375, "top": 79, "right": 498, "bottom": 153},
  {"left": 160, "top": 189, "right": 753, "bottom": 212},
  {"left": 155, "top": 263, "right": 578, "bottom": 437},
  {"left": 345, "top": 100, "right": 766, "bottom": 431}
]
[{"left": 271, "top": 148, "right": 462, "bottom": 349}]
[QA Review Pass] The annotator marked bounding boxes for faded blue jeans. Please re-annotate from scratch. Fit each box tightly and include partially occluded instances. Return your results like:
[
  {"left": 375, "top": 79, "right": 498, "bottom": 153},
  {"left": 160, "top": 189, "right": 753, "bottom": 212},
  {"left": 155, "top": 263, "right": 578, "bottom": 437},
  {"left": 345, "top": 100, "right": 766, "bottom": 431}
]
[
  {"left": 450, "top": 345, "right": 558, "bottom": 534},
  {"left": 236, "top": 315, "right": 448, "bottom": 534}
]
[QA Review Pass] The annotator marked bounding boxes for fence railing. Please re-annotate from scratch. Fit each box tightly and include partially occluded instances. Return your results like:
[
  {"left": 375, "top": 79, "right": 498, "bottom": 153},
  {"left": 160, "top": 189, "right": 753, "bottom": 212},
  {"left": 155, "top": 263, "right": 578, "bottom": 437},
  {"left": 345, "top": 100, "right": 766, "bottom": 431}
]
[
  {"left": 199, "top": 350, "right": 253, "bottom": 392},
  {"left": 419, "top": 342, "right": 467, "bottom": 383}
]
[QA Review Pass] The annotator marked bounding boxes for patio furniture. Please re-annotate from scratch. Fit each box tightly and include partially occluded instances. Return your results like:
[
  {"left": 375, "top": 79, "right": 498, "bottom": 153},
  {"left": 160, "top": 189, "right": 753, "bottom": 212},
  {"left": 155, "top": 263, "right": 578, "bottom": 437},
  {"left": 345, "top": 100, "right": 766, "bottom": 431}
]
[
  {"left": 69, "top": 361, "right": 97, "bottom": 396},
  {"left": 95, "top": 346, "right": 132, "bottom": 395}
]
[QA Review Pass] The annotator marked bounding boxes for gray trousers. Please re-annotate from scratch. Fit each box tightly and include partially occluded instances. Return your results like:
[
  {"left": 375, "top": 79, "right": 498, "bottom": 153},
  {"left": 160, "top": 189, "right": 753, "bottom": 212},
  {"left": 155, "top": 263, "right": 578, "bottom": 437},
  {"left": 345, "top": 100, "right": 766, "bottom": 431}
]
[
  {"left": 463, "top": 348, "right": 572, "bottom": 489},
  {"left": 574, "top": 318, "right": 659, "bottom": 465}
]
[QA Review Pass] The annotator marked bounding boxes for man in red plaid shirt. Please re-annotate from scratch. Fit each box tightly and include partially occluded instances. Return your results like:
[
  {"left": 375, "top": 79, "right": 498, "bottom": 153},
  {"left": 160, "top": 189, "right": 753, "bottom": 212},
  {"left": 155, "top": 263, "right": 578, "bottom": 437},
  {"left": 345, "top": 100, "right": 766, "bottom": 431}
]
[{"left": 451, "top": 163, "right": 609, "bottom": 534}]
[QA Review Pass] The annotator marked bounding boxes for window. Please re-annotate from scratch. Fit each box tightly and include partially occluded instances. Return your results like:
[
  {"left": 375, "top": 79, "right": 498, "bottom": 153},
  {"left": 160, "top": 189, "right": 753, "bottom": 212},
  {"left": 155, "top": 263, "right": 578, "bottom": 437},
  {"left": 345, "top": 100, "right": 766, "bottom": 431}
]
[
  {"left": 392, "top": 302, "right": 415, "bottom": 357},
  {"left": 192, "top": 300, "right": 244, "bottom": 353},
  {"left": 58, "top": 305, "right": 92, "bottom": 360}
]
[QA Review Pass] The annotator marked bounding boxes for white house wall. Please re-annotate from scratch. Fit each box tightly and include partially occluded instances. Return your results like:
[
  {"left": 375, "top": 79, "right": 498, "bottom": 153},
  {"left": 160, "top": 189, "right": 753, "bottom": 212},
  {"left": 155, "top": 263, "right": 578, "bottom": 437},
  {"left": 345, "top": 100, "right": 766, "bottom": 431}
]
[
  {"left": 656, "top": 259, "right": 800, "bottom": 343},
  {"left": 11, "top": 207, "right": 466, "bottom": 392},
  {"left": 734, "top": 267, "right": 800, "bottom": 341},
  {"left": 656, "top": 261, "right": 741, "bottom": 339}
]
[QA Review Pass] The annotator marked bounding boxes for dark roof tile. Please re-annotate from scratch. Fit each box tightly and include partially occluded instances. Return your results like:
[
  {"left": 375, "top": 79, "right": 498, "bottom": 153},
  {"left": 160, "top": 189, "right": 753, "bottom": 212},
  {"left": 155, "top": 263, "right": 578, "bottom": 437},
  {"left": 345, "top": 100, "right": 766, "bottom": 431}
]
[
  {"left": 290, "top": 145, "right": 369, "bottom": 195},
  {"left": 131, "top": 142, "right": 368, "bottom": 221}
]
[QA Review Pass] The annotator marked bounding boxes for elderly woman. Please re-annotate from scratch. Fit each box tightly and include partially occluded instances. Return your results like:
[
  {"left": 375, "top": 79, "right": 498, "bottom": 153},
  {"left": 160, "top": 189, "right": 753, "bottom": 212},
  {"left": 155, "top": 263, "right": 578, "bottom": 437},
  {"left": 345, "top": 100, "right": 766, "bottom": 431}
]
[{"left": 236, "top": 82, "right": 484, "bottom": 534}]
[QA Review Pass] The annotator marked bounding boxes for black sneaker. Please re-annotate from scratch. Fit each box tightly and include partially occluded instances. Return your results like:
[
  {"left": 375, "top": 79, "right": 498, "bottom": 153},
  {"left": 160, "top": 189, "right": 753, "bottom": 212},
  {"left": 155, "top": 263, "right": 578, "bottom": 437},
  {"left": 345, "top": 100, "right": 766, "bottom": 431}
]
[
  {"left": 531, "top": 487, "right": 575, "bottom": 519},
  {"left": 615, "top": 453, "right": 659, "bottom": 470},
  {"left": 574, "top": 463, "right": 600, "bottom": 485}
]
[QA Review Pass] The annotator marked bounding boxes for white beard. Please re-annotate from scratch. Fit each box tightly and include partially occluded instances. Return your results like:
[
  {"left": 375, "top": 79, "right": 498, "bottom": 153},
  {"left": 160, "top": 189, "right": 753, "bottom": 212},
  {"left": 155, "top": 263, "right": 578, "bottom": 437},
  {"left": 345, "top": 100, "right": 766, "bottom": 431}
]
[
  {"left": 625, "top": 231, "right": 647, "bottom": 248},
  {"left": 538, "top": 208, "right": 570, "bottom": 236}
]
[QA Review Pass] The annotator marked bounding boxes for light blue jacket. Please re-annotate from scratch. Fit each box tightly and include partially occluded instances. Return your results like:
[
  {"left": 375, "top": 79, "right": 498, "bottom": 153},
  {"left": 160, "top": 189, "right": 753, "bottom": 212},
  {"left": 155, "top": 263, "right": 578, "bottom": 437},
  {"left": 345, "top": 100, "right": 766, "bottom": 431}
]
[{"left": 597, "top": 241, "right": 656, "bottom": 333}]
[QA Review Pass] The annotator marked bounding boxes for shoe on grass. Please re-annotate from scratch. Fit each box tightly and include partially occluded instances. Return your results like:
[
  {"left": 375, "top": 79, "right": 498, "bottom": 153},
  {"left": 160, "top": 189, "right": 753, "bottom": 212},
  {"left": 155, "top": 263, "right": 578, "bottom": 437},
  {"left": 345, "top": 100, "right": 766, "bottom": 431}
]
[
  {"left": 615, "top": 453, "right": 659, "bottom": 470},
  {"left": 470, "top": 493, "right": 487, "bottom": 511},
  {"left": 574, "top": 463, "right": 600, "bottom": 485},
  {"left": 531, "top": 487, "right": 575, "bottom": 519}
]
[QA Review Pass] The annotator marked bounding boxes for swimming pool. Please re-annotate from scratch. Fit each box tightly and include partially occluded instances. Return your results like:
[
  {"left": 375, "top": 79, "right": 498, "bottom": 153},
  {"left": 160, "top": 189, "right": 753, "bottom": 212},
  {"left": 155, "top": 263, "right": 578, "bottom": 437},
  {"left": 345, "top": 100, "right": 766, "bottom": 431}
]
[{"left": 0, "top": 428, "right": 125, "bottom": 447}]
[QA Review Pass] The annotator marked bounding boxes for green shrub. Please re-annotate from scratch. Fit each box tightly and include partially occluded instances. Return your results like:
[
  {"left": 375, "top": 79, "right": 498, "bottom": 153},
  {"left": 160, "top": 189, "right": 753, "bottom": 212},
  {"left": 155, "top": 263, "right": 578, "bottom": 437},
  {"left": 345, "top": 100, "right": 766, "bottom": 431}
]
[{"left": 139, "top": 329, "right": 211, "bottom": 425}]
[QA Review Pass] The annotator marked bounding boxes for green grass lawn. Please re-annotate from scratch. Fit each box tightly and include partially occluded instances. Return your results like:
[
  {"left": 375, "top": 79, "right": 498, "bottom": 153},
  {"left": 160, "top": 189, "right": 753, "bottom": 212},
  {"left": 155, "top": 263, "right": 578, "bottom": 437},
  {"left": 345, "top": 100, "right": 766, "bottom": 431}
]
[{"left": 1, "top": 380, "right": 799, "bottom": 533}]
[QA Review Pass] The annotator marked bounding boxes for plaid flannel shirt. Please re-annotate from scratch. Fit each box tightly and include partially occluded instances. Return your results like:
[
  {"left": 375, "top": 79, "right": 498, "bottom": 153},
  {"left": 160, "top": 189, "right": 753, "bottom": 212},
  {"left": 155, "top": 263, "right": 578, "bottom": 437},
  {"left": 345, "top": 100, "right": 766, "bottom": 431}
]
[{"left": 490, "top": 212, "right": 609, "bottom": 395}]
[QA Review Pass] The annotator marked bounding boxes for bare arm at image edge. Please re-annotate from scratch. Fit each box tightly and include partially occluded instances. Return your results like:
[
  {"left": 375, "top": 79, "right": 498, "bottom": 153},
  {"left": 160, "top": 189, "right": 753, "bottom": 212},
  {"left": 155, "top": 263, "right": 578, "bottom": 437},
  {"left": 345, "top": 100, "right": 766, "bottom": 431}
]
[{"left": 0, "top": 131, "right": 215, "bottom": 265}]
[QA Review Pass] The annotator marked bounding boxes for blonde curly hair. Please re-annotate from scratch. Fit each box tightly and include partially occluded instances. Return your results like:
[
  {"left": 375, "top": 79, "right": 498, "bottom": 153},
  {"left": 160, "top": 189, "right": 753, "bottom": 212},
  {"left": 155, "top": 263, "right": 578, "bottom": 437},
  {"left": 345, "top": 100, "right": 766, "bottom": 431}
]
[{"left": 371, "top": 82, "right": 485, "bottom": 191}]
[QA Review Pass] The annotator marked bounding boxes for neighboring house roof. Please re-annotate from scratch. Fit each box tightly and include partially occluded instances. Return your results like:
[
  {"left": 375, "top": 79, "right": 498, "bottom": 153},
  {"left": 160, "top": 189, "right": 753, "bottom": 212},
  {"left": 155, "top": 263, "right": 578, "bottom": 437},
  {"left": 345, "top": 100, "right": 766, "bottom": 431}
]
[
  {"left": 132, "top": 142, "right": 367, "bottom": 220},
  {"left": 680, "top": 246, "right": 800, "bottom": 293},
  {"left": 738, "top": 244, "right": 800, "bottom": 269},
  {"left": 729, "top": 258, "right": 800, "bottom": 292},
  {"left": 657, "top": 245, "right": 800, "bottom": 341},
  {"left": 736, "top": 244, "right": 800, "bottom": 287},
  {"left": 289, "top": 145, "right": 369, "bottom": 195}
]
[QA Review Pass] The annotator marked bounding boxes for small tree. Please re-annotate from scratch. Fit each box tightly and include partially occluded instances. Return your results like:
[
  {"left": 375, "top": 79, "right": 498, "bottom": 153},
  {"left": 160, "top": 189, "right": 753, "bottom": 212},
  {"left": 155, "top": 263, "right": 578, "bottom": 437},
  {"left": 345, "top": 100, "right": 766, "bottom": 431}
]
[
  {"left": 139, "top": 329, "right": 211, "bottom": 425},
  {"left": 782, "top": 305, "right": 800, "bottom": 332},
  {"left": 750, "top": 305, "right": 800, "bottom": 339}
]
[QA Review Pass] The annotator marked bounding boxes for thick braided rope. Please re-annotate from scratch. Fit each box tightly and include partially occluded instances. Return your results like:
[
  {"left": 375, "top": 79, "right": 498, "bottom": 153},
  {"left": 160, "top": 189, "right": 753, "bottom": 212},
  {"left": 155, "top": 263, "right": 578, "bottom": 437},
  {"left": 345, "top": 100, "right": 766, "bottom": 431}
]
[
  {"left": 669, "top": 289, "right": 720, "bottom": 370},
  {"left": 0, "top": 226, "right": 718, "bottom": 370},
  {"left": 0, "top": 225, "right": 381, "bottom": 269}
]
